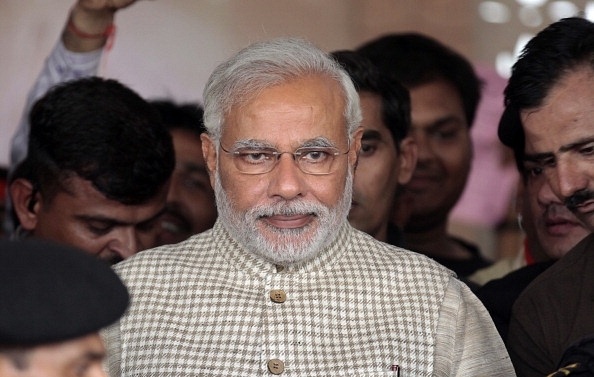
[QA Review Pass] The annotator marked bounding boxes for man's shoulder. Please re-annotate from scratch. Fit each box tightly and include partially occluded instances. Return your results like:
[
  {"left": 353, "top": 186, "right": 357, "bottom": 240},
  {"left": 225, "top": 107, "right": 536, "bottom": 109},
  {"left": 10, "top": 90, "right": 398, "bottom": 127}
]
[
  {"left": 515, "top": 233, "right": 594, "bottom": 306},
  {"left": 347, "top": 227, "right": 456, "bottom": 279}
]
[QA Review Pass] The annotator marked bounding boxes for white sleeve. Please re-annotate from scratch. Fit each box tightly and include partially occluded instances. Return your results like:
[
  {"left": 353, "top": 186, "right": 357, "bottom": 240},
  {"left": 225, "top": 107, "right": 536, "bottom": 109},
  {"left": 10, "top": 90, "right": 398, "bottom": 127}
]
[
  {"left": 433, "top": 277, "right": 516, "bottom": 377},
  {"left": 101, "top": 321, "right": 122, "bottom": 377},
  {"left": 9, "top": 40, "right": 104, "bottom": 171}
]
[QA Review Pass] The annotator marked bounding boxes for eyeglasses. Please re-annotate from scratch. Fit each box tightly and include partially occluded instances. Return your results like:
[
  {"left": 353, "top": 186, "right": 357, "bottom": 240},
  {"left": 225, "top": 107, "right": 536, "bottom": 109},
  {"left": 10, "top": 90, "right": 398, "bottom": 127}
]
[{"left": 219, "top": 143, "right": 350, "bottom": 175}]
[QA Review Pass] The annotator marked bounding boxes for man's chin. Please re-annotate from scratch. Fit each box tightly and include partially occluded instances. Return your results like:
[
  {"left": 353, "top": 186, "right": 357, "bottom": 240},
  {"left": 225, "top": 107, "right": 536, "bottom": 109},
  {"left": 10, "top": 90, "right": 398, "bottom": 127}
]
[{"left": 250, "top": 222, "right": 322, "bottom": 263}]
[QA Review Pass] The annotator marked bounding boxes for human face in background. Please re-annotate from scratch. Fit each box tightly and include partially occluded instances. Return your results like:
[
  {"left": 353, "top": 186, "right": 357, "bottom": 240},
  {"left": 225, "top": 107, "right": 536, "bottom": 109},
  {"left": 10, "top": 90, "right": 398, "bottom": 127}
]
[
  {"left": 157, "top": 128, "right": 217, "bottom": 245},
  {"left": 349, "top": 91, "right": 416, "bottom": 241},
  {"left": 0, "top": 334, "right": 107, "bottom": 377},
  {"left": 27, "top": 176, "right": 167, "bottom": 265},
  {"left": 403, "top": 79, "right": 472, "bottom": 231},
  {"left": 202, "top": 75, "right": 362, "bottom": 265},
  {"left": 518, "top": 171, "right": 589, "bottom": 261},
  {"left": 522, "top": 66, "right": 594, "bottom": 231}
]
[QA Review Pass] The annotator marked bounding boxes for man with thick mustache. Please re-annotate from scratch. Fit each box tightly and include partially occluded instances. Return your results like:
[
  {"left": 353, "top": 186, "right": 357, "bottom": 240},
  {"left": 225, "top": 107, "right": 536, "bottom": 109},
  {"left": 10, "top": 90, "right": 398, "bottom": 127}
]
[
  {"left": 103, "top": 37, "right": 513, "bottom": 376},
  {"left": 498, "top": 17, "right": 594, "bottom": 377},
  {"left": 476, "top": 158, "right": 589, "bottom": 341}
]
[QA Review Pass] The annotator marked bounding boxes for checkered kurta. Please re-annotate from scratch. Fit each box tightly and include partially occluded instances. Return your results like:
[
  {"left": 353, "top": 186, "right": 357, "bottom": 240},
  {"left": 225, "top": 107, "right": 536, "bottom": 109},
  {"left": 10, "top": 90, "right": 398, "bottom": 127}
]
[{"left": 104, "top": 221, "right": 514, "bottom": 377}]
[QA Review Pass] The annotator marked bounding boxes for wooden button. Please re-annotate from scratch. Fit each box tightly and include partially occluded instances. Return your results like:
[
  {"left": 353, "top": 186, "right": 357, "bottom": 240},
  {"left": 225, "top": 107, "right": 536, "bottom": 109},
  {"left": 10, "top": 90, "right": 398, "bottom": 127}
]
[
  {"left": 270, "top": 289, "right": 286, "bottom": 303},
  {"left": 268, "top": 359, "right": 284, "bottom": 374}
]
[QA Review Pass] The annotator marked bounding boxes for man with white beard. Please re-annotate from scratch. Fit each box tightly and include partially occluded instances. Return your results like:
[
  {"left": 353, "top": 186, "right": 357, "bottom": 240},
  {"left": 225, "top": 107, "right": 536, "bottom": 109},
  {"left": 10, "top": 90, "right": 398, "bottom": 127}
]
[{"left": 103, "top": 37, "right": 514, "bottom": 377}]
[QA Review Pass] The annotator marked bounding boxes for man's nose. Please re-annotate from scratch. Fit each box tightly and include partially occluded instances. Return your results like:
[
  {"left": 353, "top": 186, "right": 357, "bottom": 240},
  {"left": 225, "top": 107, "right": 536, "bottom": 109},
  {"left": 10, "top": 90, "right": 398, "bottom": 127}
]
[
  {"left": 556, "top": 157, "right": 590, "bottom": 201},
  {"left": 412, "top": 132, "right": 435, "bottom": 162},
  {"left": 267, "top": 153, "right": 306, "bottom": 200},
  {"left": 107, "top": 228, "right": 140, "bottom": 260},
  {"left": 537, "top": 178, "right": 563, "bottom": 206}
]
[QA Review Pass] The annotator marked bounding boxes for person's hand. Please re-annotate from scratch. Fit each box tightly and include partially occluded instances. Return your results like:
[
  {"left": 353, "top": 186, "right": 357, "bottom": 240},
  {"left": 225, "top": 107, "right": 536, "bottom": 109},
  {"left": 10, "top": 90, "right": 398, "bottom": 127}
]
[
  {"left": 76, "top": 0, "right": 139, "bottom": 13},
  {"left": 64, "top": 0, "right": 144, "bottom": 52}
]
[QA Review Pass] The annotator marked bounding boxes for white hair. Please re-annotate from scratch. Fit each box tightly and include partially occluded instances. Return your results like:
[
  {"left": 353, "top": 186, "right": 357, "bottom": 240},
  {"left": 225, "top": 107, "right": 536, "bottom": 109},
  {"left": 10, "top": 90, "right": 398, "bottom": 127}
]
[{"left": 203, "top": 37, "right": 362, "bottom": 141}]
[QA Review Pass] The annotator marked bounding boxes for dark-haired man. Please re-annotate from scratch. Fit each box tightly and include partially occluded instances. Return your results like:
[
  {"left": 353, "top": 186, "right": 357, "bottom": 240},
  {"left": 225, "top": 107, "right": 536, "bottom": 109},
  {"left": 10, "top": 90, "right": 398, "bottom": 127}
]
[
  {"left": 331, "top": 50, "right": 416, "bottom": 245},
  {"left": 498, "top": 17, "right": 594, "bottom": 376},
  {"left": 8, "top": 0, "right": 217, "bottom": 246},
  {"left": 150, "top": 100, "right": 217, "bottom": 245},
  {"left": 9, "top": 77, "right": 174, "bottom": 264},
  {"left": 357, "top": 33, "right": 491, "bottom": 278}
]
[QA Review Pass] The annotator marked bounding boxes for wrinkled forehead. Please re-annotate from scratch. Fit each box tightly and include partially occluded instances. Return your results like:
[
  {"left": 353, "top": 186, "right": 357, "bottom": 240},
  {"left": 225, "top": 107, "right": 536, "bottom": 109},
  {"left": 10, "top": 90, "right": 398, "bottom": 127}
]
[{"left": 221, "top": 76, "right": 349, "bottom": 147}]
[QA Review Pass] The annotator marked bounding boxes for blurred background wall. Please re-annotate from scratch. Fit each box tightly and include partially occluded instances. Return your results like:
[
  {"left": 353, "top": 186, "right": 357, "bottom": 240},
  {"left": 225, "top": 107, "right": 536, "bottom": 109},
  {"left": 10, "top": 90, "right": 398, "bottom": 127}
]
[
  {"left": 4, "top": 0, "right": 593, "bottom": 166},
  {"left": 2, "top": 0, "right": 593, "bottom": 255}
]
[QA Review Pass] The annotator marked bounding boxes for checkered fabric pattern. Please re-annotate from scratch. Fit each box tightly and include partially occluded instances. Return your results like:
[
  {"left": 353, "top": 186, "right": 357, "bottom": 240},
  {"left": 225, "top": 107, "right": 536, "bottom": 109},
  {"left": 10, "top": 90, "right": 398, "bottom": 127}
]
[{"left": 104, "top": 221, "right": 513, "bottom": 377}]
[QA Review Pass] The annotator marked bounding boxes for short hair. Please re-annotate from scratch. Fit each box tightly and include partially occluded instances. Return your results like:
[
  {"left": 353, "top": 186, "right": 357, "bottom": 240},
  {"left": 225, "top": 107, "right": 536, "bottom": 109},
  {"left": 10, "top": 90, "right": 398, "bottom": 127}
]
[
  {"left": 498, "top": 17, "right": 594, "bottom": 175},
  {"left": 150, "top": 99, "right": 206, "bottom": 137},
  {"left": 20, "top": 77, "right": 174, "bottom": 205},
  {"left": 331, "top": 50, "right": 411, "bottom": 150},
  {"left": 357, "top": 32, "right": 482, "bottom": 127},
  {"left": 203, "top": 37, "right": 362, "bottom": 141}
]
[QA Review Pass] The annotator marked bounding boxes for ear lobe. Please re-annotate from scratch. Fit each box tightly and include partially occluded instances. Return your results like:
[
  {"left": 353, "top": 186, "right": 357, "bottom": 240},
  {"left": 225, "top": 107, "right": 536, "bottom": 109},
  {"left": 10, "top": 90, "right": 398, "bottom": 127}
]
[
  {"left": 9, "top": 178, "right": 40, "bottom": 231},
  {"left": 200, "top": 133, "right": 218, "bottom": 189}
]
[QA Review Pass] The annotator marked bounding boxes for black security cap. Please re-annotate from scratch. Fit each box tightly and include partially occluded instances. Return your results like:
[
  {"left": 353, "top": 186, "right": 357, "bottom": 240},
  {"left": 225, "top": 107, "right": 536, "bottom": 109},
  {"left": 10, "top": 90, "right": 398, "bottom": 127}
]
[{"left": 0, "top": 239, "right": 129, "bottom": 345}]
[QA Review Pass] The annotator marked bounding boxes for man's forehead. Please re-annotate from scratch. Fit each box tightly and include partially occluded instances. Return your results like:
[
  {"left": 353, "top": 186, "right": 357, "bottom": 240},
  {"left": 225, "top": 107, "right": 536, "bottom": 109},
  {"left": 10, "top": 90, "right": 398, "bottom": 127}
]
[
  {"left": 50, "top": 175, "right": 167, "bottom": 222},
  {"left": 221, "top": 77, "right": 348, "bottom": 144}
]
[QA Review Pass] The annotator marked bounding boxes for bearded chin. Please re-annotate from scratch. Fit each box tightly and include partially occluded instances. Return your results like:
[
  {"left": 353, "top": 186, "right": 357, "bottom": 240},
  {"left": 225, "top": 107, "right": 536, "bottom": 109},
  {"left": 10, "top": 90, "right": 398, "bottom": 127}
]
[{"left": 214, "top": 169, "right": 353, "bottom": 265}]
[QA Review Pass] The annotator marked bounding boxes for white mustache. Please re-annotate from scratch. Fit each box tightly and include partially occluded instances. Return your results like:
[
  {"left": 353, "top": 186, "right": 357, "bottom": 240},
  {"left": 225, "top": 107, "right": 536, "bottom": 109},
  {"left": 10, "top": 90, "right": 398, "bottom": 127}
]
[{"left": 247, "top": 200, "right": 328, "bottom": 219}]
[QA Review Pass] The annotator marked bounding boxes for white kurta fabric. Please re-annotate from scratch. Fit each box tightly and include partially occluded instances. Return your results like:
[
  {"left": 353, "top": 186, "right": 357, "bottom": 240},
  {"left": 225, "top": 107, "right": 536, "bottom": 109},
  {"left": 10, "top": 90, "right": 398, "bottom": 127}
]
[{"left": 104, "top": 221, "right": 514, "bottom": 376}]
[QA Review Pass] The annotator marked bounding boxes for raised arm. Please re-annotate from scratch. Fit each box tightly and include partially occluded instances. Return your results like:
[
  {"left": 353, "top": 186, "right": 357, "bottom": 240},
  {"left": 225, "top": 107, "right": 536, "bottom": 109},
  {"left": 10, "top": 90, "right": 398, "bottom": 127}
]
[{"left": 9, "top": 0, "right": 141, "bottom": 171}]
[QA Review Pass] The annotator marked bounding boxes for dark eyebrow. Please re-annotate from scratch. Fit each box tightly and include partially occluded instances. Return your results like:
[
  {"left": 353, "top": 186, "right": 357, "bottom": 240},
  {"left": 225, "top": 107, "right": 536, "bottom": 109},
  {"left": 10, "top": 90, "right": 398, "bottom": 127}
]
[
  {"left": 523, "top": 152, "right": 555, "bottom": 164},
  {"left": 523, "top": 137, "right": 594, "bottom": 163},
  {"left": 362, "top": 130, "right": 382, "bottom": 141},
  {"left": 559, "top": 136, "right": 594, "bottom": 153},
  {"left": 427, "top": 115, "right": 465, "bottom": 131}
]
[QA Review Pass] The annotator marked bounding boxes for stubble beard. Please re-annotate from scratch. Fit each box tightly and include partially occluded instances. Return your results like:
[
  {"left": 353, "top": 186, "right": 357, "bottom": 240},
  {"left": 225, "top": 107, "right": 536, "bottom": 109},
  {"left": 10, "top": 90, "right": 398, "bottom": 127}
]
[{"left": 214, "top": 169, "right": 353, "bottom": 266}]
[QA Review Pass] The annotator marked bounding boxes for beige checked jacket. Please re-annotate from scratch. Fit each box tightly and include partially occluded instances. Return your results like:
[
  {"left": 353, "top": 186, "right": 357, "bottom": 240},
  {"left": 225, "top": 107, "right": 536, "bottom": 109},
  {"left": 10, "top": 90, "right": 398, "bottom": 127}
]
[{"left": 104, "top": 221, "right": 514, "bottom": 376}]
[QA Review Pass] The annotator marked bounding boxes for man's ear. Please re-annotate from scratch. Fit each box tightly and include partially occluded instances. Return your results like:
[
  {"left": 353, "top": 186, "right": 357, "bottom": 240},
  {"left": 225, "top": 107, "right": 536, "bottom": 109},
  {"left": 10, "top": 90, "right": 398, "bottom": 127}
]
[
  {"left": 396, "top": 136, "right": 418, "bottom": 185},
  {"left": 9, "top": 178, "right": 40, "bottom": 231},
  {"left": 200, "top": 133, "right": 218, "bottom": 189},
  {"left": 349, "top": 126, "right": 364, "bottom": 169}
]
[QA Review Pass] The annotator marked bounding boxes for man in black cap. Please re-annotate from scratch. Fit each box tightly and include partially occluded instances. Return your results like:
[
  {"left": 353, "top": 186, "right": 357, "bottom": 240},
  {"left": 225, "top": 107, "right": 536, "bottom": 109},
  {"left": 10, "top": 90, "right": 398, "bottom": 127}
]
[{"left": 0, "top": 239, "right": 129, "bottom": 376}]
